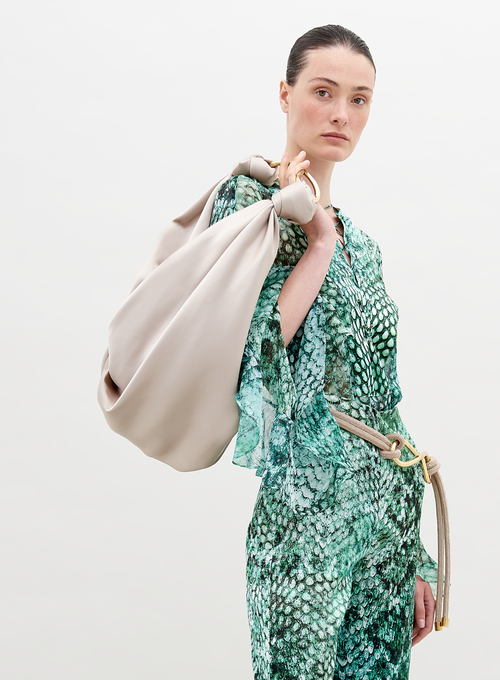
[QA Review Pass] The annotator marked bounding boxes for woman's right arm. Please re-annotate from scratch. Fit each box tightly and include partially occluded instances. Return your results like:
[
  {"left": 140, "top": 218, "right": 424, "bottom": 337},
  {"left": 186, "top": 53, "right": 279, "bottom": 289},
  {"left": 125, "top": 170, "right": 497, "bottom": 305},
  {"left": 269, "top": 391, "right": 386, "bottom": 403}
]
[
  {"left": 210, "top": 151, "right": 336, "bottom": 349},
  {"left": 276, "top": 152, "right": 337, "bottom": 346}
]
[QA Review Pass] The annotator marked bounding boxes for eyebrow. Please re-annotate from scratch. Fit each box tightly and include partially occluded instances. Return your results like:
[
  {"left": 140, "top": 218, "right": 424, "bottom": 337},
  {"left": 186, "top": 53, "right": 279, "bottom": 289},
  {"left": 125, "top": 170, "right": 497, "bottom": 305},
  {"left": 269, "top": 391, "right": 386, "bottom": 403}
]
[{"left": 308, "top": 77, "right": 373, "bottom": 94}]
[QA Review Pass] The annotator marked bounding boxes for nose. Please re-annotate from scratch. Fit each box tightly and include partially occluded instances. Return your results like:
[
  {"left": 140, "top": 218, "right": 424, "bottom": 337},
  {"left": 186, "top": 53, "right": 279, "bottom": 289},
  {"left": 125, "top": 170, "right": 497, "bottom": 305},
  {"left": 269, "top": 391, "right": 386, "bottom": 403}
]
[{"left": 330, "top": 103, "right": 348, "bottom": 126}]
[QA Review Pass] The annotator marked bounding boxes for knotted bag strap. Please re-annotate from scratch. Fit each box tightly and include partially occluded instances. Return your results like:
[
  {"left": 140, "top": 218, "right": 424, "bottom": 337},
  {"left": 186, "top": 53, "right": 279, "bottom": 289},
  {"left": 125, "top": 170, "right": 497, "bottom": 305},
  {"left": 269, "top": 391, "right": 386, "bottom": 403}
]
[{"left": 329, "top": 408, "right": 450, "bottom": 631}]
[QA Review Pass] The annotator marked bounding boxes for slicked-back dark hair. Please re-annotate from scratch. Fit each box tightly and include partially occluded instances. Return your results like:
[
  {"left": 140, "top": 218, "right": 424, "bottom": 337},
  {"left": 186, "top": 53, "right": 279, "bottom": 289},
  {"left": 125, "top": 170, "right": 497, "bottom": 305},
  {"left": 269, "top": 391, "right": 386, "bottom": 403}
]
[{"left": 286, "top": 25, "right": 376, "bottom": 86}]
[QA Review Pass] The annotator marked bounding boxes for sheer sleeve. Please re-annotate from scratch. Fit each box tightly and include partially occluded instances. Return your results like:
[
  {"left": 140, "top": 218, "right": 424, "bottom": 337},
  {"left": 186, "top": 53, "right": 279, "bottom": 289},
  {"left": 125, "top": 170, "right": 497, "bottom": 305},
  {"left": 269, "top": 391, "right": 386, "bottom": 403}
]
[
  {"left": 209, "top": 175, "right": 346, "bottom": 507},
  {"left": 415, "top": 538, "right": 439, "bottom": 595},
  {"left": 209, "top": 174, "right": 295, "bottom": 481},
  {"left": 234, "top": 267, "right": 294, "bottom": 481},
  {"left": 379, "top": 406, "right": 439, "bottom": 590}
]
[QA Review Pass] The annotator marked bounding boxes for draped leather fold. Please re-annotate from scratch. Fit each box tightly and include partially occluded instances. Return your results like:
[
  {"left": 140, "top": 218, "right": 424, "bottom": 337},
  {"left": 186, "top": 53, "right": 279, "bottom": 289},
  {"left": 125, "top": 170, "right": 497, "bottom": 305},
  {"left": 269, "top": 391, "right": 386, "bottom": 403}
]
[{"left": 97, "top": 155, "right": 317, "bottom": 471}]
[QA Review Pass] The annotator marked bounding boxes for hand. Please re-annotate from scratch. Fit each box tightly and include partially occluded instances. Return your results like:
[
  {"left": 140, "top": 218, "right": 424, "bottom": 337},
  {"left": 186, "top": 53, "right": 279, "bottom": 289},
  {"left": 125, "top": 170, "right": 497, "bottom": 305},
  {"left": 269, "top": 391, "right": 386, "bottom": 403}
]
[
  {"left": 277, "top": 150, "right": 310, "bottom": 190},
  {"left": 411, "top": 575, "right": 435, "bottom": 647},
  {"left": 278, "top": 150, "right": 335, "bottom": 249}
]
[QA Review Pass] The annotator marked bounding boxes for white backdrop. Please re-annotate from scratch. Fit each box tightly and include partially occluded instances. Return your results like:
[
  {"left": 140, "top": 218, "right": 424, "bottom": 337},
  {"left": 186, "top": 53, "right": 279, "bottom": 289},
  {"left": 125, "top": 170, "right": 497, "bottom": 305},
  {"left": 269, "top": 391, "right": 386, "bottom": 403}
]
[{"left": 1, "top": 1, "right": 498, "bottom": 678}]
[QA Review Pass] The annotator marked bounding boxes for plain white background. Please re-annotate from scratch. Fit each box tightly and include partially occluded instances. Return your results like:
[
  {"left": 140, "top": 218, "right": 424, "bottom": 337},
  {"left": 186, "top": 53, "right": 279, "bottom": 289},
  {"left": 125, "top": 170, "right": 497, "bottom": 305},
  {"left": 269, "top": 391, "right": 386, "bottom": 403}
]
[{"left": 1, "top": 1, "right": 498, "bottom": 678}]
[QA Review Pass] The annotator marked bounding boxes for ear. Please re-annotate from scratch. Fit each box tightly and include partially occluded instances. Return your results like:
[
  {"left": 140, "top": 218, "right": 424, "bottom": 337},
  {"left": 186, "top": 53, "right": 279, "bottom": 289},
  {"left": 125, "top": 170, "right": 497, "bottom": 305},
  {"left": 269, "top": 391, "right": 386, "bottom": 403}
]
[{"left": 278, "top": 80, "right": 291, "bottom": 113}]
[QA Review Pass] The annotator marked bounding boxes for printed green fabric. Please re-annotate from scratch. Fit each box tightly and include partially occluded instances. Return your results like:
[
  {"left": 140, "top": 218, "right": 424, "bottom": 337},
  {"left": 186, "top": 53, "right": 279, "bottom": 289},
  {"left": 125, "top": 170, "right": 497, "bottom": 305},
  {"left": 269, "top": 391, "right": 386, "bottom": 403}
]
[{"left": 209, "top": 175, "right": 438, "bottom": 679}]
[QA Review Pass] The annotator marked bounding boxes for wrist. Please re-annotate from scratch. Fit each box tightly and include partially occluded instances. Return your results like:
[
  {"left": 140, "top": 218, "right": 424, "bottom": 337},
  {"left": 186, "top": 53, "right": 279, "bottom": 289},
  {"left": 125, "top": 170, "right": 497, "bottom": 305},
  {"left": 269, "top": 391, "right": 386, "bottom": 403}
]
[{"left": 305, "top": 235, "right": 337, "bottom": 252}]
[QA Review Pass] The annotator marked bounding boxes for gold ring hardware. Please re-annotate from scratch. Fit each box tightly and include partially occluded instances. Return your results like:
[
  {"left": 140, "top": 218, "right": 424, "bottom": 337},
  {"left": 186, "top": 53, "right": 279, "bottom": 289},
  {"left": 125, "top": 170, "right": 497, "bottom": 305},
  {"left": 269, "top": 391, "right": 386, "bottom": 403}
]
[
  {"left": 269, "top": 161, "right": 320, "bottom": 203},
  {"left": 390, "top": 438, "right": 431, "bottom": 484},
  {"left": 295, "top": 169, "right": 321, "bottom": 203}
]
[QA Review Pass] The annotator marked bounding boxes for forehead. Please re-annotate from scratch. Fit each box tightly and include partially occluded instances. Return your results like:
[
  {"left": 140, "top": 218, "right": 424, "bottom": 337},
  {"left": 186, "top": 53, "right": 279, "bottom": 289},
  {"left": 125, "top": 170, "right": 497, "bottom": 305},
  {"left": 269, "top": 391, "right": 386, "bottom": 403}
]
[{"left": 299, "top": 47, "right": 375, "bottom": 89}]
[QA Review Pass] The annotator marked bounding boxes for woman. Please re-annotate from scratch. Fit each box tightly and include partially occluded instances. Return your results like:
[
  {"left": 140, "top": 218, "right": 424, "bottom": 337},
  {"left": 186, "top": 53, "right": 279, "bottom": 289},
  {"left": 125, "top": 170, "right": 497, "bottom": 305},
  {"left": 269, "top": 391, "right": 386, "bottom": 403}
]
[{"left": 208, "top": 25, "right": 438, "bottom": 680}]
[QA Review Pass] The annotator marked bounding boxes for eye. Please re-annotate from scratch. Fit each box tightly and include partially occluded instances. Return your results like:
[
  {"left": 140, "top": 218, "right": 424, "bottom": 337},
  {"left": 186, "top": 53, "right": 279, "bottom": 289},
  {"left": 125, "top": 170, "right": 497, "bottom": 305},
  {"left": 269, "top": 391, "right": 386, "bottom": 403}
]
[
  {"left": 352, "top": 96, "right": 367, "bottom": 105},
  {"left": 316, "top": 89, "right": 330, "bottom": 98}
]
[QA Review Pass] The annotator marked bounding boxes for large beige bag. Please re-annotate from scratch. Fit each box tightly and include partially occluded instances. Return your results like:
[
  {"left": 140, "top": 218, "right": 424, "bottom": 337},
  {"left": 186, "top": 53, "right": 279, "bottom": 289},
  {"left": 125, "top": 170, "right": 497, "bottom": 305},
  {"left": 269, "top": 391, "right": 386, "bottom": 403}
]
[{"left": 97, "top": 155, "right": 317, "bottom": 471}]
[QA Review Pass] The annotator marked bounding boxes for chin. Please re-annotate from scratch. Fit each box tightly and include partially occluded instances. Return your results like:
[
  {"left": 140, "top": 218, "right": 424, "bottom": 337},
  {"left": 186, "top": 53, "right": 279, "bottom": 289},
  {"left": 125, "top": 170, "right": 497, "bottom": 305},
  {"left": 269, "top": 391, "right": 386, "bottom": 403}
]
[
  {"left": 304, "top": 141, "right": 352, "bottom": 164},
  {"left": 313, "top": 148, "right": 352, "bottom": 164}
]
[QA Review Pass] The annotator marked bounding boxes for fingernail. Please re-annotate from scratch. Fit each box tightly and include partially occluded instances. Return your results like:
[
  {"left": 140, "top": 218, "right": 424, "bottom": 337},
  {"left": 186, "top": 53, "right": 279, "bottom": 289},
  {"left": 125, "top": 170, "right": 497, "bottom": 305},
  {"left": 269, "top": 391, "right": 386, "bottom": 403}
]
[{"left": 418, "top": 619, "right": 425, "bottom": 628}]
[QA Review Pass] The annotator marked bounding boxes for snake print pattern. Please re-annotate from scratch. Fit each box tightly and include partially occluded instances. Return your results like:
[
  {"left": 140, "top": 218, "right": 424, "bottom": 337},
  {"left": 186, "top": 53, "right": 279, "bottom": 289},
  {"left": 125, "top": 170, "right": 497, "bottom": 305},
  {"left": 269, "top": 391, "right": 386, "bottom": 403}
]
[{"left": 210, "top": 175, "right": 438, "bottom": 680}]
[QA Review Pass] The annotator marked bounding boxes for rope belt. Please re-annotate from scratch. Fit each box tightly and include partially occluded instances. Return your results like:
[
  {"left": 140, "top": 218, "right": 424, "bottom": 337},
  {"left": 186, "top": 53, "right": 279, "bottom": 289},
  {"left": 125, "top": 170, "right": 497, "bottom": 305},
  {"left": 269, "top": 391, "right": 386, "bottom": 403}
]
[{"left": 329, "top": 408, "right": 450, "bottom": 631}]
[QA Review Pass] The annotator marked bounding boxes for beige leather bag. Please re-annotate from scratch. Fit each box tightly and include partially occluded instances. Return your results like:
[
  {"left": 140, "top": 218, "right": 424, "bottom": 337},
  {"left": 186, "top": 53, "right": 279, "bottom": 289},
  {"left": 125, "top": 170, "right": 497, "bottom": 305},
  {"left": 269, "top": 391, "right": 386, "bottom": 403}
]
[{"left": 97, "top": 155, "right": 317, "bottom": 471}]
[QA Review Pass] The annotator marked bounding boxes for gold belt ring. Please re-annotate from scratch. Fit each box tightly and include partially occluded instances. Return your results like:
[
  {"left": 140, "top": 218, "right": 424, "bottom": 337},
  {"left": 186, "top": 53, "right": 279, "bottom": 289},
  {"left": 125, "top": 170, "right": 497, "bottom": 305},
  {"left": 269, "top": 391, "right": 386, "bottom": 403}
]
[{"left": 390, "top": 439, "right": 431, "bottom": 484}]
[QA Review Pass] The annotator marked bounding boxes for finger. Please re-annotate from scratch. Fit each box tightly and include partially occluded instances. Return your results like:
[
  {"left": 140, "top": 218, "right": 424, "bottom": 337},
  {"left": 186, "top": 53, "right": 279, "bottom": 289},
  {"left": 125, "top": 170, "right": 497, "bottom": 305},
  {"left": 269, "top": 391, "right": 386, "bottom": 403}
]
[
  {"left": 411, "top": 578, "right": 426, "bottom": 642},
  {"left": 425, "top": 580, "right": 436, "bottom": 615},
  {"left": 412, "top": 617, "right": 433, "bottom": 647},
  {"left": 412, "top": 583, "right": 435, "bottom": 647},
  {"left": 412, "top": 618, "right": 431, "bottom": 647},
  {"left": 293, "top": 159, "right": 311, "bottom": 179},
  {"left": 286, "top": 158, "right": 297, "bottom": 182},
  {"left": 287, "top": 160, "right": 310, "bottom": 186},
  {"left": 287, "top": 150, "right": 306, "bottom": 178},
  {"left": 278, "top": 152, "right": 288, "bottom": 188},
  {"left": 412, "top": 629, "right": 425, "bottom": 647},
  {"left": 294, "top": 159, "right": 311, "bottom": 172},
  {"left": 414, "top": 584, "right": 426, "bottom": 632},
  {"left": 292, "top": 150, "right": 307, "bottom": 164},
  {"left": 423, "top": 582, "right": 436, "bottom": 635},
  {"left": 286, "top": 149, "right": 303, "bottom": 169}
]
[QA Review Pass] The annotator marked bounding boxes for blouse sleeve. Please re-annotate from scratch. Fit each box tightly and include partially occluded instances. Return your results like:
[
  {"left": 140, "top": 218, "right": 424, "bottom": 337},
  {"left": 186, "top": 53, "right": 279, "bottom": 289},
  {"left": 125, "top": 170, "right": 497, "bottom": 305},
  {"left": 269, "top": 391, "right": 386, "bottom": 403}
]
[
  {"left": 415, "top": 539, "right": 439, "bottom": 594},
  {"left": 210, "top": 175, "right": 346, "bottom": 509},
  {"left": 380, "top": 405, "right": 439, "bottom": 590},
  {"left": 209, "top": 174, "right": 295, "bottom": 480}
]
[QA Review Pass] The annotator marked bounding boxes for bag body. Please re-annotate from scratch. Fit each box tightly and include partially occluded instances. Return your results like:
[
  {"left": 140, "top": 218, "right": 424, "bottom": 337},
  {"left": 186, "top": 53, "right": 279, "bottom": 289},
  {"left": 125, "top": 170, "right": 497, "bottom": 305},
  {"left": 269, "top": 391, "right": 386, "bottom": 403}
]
[{"left": 97, "top": 155, "right": 317, "bottom": 471}]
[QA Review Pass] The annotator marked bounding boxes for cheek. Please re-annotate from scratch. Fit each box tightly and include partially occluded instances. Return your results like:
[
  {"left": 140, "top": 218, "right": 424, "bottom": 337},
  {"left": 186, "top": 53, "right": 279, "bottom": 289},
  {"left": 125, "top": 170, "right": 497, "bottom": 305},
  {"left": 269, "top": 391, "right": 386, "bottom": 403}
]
[
  {"left": 292, "top": 101, "right": 323, "bottom": 129},
  {"left": 304, "top": 102, "right": 325, "bottom": 123},
  {"left": 352, "top": 109, "right": 370, "bottom": 136}
]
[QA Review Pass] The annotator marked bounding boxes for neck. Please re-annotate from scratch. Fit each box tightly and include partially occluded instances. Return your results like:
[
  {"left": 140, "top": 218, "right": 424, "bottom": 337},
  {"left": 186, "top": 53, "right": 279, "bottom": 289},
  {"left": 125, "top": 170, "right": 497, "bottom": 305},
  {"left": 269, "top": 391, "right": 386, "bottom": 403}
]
[{"left": 284, "top": 144, "right": 335, "bottom": 209}]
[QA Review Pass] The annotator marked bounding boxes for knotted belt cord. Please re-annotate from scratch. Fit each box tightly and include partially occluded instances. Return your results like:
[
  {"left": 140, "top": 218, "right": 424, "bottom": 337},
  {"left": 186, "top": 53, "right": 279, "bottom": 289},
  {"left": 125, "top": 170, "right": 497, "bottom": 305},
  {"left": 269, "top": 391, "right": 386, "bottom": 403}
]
[{"left": 329, "top": 408, "right": 450, "bottom": 631}]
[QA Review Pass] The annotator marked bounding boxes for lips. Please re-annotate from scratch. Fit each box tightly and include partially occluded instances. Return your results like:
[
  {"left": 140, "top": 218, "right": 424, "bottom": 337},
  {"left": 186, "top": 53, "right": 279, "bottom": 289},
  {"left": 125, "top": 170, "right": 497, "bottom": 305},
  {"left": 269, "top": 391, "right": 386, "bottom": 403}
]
[{"left": 323, "top": 132, "right": 348, "bottom": 141}]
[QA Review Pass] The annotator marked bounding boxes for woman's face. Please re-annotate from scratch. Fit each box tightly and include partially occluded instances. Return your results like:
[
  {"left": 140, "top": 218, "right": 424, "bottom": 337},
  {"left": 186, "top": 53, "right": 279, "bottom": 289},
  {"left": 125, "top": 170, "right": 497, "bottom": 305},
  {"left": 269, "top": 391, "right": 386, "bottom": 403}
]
[{"left": 279, "top": 47, "right": 375, "bottom": 164}]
